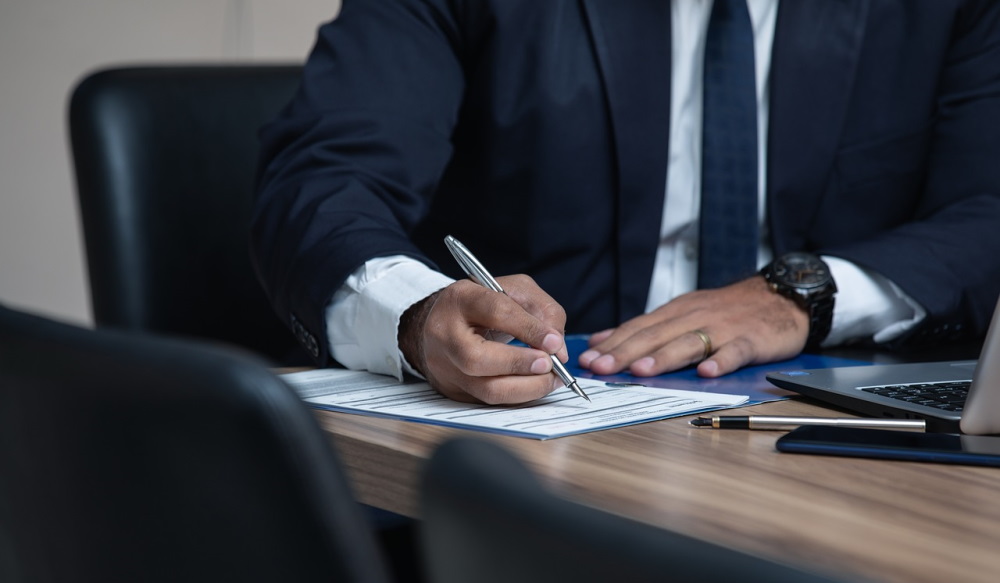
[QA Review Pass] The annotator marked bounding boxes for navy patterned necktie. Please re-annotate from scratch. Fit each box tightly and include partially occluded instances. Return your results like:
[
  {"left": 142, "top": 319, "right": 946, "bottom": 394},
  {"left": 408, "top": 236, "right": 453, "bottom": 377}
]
[{"left": 697, "top": 0, "right": 759, "bottom": 289}]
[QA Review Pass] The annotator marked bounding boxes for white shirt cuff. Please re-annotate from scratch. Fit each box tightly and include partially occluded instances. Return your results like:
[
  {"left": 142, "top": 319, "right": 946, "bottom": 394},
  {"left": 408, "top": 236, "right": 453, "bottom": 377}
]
[
  {"left": 325, "top": 256, "right": 454, "bottom": 380},
  {"left": 823, "top": 255, "right": 927, "bottom": 346}
]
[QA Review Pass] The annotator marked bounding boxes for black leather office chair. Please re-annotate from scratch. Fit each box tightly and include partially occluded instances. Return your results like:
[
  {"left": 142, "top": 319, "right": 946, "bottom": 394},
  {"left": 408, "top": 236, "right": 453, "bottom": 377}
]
[
  {"left": 421, "top": 438, "right": 859, "bottom": 583},
  {"left": 69, "top": 65, "right": 303, "bottom": 363},
  {"left": 0, "top": 305, "right": 391, "bottom": 583}
]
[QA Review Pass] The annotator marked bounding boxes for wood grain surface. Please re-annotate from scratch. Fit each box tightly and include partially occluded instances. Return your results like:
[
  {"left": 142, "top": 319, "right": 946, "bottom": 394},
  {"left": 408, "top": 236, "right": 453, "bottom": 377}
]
[{"left": 312, "top": 397, "right": 1000, "bottom": 583}]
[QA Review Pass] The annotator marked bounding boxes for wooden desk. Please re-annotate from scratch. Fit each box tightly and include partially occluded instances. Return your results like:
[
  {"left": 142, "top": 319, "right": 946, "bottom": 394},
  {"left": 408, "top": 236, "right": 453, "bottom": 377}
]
[{"left": 313, "top": 397, "right": 1000, "bottom": 583}]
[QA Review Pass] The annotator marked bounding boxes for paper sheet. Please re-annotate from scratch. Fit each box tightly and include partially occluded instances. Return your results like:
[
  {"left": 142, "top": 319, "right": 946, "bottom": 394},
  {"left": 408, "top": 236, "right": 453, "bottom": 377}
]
[{"left": 282, "top": 368, "right": 748, "bottom": 439}]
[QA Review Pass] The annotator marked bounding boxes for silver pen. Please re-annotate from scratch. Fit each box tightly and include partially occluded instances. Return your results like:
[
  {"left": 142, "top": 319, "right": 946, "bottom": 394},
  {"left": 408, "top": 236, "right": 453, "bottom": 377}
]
[
  {"left": 444, "top": 235, "right": 591, "bottom": 402},
  {"left": 690, "top": 415, "right": 926, "bottom": 431}
]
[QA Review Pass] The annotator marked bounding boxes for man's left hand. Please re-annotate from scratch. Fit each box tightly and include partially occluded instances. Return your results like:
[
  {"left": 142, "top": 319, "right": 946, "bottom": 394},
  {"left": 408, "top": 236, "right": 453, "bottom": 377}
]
[{"left": 578, "top": 276, "right": 809, "bottom": 377}]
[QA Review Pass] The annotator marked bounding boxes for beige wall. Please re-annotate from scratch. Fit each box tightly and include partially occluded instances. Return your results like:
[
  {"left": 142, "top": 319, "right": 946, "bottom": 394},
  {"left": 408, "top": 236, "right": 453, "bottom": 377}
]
[{"left": 0, "top": 0, "right": 340, "bottom": 325}]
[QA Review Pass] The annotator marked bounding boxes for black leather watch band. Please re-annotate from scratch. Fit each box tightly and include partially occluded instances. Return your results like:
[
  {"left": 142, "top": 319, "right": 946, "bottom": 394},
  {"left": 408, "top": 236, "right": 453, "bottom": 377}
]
[
  {"left": 803, "top": 293, "right": 835, "bottom": 349},
  {"left": 760, "top": 253, "right": 837, "bottom": 350}
]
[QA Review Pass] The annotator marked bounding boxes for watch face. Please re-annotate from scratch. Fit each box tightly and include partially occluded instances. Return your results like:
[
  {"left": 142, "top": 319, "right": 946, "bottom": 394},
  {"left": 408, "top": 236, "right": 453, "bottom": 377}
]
[{"left": 773, "top": 253, "right": 832, "bottom": 288}]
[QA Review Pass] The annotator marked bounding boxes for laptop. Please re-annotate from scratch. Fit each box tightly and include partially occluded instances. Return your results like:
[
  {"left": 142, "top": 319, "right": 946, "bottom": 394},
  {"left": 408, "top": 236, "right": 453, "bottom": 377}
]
[{"left": 766, "top": 296, "right": 1000, "bottom": 435}]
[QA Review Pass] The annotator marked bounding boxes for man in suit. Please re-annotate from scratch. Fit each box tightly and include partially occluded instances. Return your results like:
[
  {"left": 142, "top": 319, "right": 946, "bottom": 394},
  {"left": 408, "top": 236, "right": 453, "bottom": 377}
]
[{"left": 251, "top": 0, "right": 1000, "bottom": 403}]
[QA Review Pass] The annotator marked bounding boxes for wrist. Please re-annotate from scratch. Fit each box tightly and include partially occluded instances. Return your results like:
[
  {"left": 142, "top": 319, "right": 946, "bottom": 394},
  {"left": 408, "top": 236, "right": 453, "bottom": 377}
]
[
  {"left": 760, "top": 252, "right": 838, "bottom": 349},
  {"left": 398, "top": 291, "right": 440, "bottom": 376}
]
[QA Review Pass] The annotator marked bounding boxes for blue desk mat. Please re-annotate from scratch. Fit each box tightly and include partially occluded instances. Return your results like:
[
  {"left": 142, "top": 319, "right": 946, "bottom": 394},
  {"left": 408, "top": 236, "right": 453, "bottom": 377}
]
[{"left": 563, "top": 335, "right": 870, "bottom": 405}]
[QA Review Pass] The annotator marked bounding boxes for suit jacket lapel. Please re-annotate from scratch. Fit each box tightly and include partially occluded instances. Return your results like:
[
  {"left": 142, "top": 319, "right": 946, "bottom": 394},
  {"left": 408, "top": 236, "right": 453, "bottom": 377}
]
[
  {"left": 767, "top": 0, "right": 871, "bottom": 253},
  {"left": 580, "top": 0, "right": 672, "bottom": 321}
]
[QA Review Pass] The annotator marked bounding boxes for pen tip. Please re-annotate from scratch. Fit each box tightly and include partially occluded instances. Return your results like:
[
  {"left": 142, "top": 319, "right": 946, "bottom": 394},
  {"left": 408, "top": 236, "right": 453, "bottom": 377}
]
[
  {"left": 567, "top": 381, "right": 591, "bottom": 402},
  {"left": 689, "top": 417, "right": 712, "bottom": 427}
]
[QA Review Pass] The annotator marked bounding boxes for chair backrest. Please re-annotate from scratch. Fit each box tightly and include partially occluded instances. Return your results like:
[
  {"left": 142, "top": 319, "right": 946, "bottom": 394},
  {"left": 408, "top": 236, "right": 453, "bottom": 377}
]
[
  {"left": 0, "top": 305, "right": 391, "bottom": 583},
  {"left": 69, "top": 65, "right": 303, "bottom": 362},
  {"left": 420, "top": 438, "right": 858, "bottom": 583}
]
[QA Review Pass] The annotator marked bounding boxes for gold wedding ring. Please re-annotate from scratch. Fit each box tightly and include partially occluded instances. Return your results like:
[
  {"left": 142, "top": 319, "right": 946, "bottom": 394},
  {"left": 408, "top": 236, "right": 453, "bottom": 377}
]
[{"left": 691, "top": 329, "right": 713, "bottom": 361}]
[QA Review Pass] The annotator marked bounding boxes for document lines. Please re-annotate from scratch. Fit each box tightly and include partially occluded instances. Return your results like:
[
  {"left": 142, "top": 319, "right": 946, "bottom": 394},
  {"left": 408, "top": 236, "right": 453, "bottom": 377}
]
[{"left": 283, "top": 368, "right": 747, "bottom": 440}]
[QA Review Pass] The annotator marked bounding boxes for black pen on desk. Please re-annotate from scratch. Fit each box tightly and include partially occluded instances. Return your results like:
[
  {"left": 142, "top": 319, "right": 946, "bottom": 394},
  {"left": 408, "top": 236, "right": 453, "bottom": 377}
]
[
  {"left": 443, "top": 235, "right": 591, "bottom": 402},
  {"left": 690, "top": 415, "right": 926, "bottom": 431}
]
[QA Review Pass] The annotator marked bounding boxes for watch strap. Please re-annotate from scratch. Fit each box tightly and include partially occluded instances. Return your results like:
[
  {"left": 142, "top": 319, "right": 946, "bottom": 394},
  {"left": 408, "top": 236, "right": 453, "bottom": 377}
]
[
  {"left": 804, "top": 292, "right": 835, "bottom": 349},
  {"left": 760, "top": 254, "right": 837, "bottom": 350}
]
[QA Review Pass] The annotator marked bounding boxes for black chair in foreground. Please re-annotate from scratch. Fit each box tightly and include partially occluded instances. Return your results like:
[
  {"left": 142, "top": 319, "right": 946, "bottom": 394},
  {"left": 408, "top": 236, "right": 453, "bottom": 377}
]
[
  {"left": 420, "top": 438, "right": 860, "bottom": 583},
  {"left": 0, "top": 305, "right": 391, "bottom": 583},
  {"left": 69, "top": 65, "right": 303, "bottom": 363}
]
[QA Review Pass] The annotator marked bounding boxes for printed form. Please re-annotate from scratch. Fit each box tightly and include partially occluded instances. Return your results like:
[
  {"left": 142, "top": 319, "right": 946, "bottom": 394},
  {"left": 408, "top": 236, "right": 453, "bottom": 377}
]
[{"left": 282, "top": 369, "right": 748, "bottom": 439}]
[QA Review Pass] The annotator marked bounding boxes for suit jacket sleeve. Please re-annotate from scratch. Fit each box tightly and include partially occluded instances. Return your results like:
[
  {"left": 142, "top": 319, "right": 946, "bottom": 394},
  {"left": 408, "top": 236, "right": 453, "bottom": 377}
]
[
  {"left": 250, "top": 0, "right": 465, "bottom": 363},
  {"left": 816, "top": 2, "right": 1000, "bottom": 347},
  {"left": 765, "top": 1, "right": 1000, "bottom": 348}
]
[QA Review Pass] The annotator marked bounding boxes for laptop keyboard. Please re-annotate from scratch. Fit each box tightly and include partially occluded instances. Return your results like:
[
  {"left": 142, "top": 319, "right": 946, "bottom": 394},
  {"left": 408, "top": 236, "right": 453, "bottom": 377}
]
[{"left": 861, "top": 381, "right": 971, "bottom": 413}]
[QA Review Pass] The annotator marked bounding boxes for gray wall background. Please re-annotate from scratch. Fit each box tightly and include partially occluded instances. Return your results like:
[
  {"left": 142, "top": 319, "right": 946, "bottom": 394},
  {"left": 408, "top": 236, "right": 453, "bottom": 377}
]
[{"left": 0, "top": 0, "right": 340, "bottom": 325}]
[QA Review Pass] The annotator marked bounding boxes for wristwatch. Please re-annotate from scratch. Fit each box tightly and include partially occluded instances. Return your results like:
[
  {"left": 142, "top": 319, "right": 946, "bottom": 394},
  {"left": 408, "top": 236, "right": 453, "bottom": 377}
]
[{"left": 760, "top": 252, "right": 837, "bottom": 349}]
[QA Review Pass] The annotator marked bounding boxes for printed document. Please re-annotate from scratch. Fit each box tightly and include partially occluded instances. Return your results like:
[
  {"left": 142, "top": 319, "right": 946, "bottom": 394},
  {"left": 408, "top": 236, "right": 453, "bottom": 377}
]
[{"left": 282, "top": 369, "right": 748, "bottom": 439}]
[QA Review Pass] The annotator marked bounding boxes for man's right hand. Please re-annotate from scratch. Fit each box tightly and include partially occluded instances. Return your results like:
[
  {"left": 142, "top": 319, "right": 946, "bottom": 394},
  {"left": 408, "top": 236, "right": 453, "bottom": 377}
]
[{"left": 398, "top": 274, "right": 569, "bottom": 404}]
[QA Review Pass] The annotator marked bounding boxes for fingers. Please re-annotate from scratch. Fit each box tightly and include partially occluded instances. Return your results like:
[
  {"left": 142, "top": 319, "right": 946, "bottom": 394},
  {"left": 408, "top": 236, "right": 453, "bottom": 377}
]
[
  {"left": 453, "top": 278, "right": 567, "bottom": 357},
  {"left": 580, "top": 311, "right": 684, "bottom": 374},
  {"left": 588, "top": 328, "right": 614, "bottom": 346},
  {"left": 500, "top": 274, "right": 569, "bottom": 361},
  {"left": 415, "top": 278, "right": 571, "bottom": 404},
  {"left": 426, "top": 329, "right": 563, "bottom": 405},
  {"left": 626, "top": 329, "right": 720, "bottom": 376},
  {"left": 587, "top": 324, "right": 720, "bottom": 376},
  {"left": 697, "top": 335, "right": 757, "bottom": 377},
  {"left": 579, "top": 277, "right": 810, "bottom": 377},
  {"left": 434, "top": 362, "right": 563, "bottom": 405}
]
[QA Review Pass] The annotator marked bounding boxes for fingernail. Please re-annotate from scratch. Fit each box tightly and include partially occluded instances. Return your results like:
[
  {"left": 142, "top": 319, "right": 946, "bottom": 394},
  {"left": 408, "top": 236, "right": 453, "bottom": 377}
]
[
  {"left": 541, "top": 333, "right": 563, "bottom": 354},
  {"left": 579, "top": 349, "right": 599, "bottom": 366},
  {"left": 593, "top": 354, "right": 616, "bottom": 371},
  {"left": 699, "top": 359, "right": 719, "bottom": 377},
  {"left": 531, "top": 357, "right": 551, "bottom": 375},
  {"left": 632, "top": 356, "right": 655, "bottom": 374}
]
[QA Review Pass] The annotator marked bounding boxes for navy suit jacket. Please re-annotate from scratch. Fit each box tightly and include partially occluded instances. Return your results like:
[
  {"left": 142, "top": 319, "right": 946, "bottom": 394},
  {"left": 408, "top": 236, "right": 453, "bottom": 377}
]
[{"left": 251, "top": 0, "right": 1000, "bottom": 364}]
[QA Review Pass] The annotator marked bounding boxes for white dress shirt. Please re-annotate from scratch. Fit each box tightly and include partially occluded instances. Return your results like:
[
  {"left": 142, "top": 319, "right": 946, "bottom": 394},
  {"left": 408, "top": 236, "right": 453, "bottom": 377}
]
[{"left": 324, "top": 0, "right": 925, "bottom": 380}]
